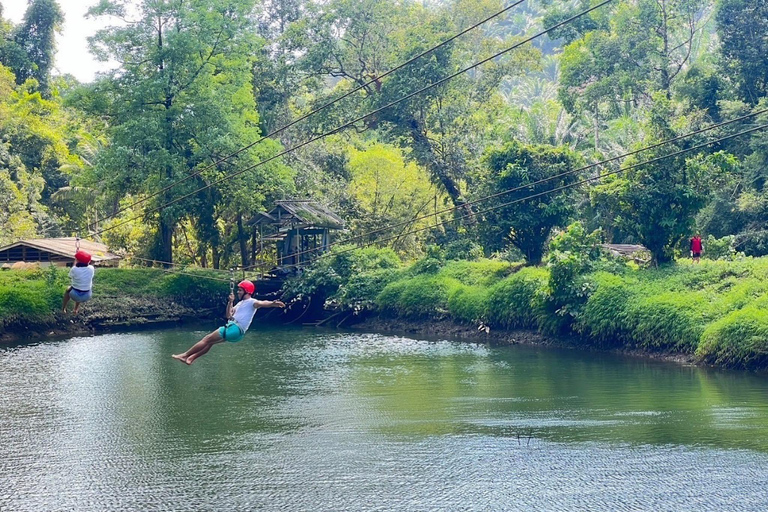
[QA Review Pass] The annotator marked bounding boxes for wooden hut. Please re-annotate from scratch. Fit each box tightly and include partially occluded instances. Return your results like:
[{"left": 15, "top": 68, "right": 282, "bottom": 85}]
[
  {"left": 250, "top": 200, "right": 345, "bottom": 269},
  {"left": 0, "top": 238, "right": 121, "bottom": 268}
]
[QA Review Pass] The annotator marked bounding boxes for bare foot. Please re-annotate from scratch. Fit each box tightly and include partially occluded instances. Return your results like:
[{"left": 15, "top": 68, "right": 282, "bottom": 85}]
[
  {"left": 185, "top": 356, "right": 196, "bottom": 365},
  {"left": 172, "top": 354, "right": 188, "bottom": 363}
]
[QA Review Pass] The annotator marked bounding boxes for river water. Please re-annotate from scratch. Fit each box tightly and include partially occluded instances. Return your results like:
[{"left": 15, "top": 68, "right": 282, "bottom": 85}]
[{"left": 2, "top": 326, "right": 768, "bottom": 511}]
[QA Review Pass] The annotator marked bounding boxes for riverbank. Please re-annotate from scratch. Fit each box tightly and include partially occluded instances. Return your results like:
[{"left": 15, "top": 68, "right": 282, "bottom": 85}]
[
  {"left": 0, "top": 295, "right": 218, "bottom": 344},
  {"left": 348, "top": 315, "right": 698, "bottom": 367},
  {"left": 0, "top": 267, "right": 231, "bottom": 344},
  {"left": 279, "top": 247, "right": 768, "bottom": 371}
]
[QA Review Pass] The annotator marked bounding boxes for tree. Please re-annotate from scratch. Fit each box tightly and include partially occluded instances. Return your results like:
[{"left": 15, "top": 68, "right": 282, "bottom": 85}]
[
  {"left": 84, "top": 0, "right": 293, "bottom": 265},
  {"left": 476, "top": 140, "right": 582, "bottom": 265},
  {"left": 558, "top": 0, "right": 712, "bottom": 149},
  {"left": 10, "top": 0, "right": 64, "bottom": 96},
  {"left": 590, "top": 98, "right": 711, "bottom": 263},
  {"left": 293, "top": 0, "right": 539, "bottom": 213},
  {"left": 346, "top": 141, "right": 447, "bottom": 257},
  {"left": 717, "top": 0, "right": 768, "bottom": 105},
  {"left": 0, "top": 63, "right": 90, "bottom": 238}
]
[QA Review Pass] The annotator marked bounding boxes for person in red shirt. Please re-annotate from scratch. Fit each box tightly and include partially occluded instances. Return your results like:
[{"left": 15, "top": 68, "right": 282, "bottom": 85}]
[{"left": 690, "top": 233, "right": 703, "bottom": 263}]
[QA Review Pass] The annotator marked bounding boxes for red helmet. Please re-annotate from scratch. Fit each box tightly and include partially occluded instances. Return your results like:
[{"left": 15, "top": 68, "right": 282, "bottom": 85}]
[
  {"left": 237, "top": 280, "right": 255, "bottom": 295},
  {"left": 75, "top": 250, "right": 92, "bottom": 265}
]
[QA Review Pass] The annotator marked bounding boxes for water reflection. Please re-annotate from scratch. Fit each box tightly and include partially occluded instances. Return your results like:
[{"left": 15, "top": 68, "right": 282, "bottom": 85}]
[{"left": 2, "top": 327, "right": 768, "bottom": 511}]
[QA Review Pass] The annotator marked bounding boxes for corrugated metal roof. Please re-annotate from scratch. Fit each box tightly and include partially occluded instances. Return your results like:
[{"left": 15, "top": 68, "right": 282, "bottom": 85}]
[{"left": 0, "top": 238, "right": 121, "bottom": 262}]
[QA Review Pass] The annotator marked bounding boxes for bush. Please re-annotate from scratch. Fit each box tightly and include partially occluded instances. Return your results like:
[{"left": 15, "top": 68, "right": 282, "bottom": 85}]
[
  {"left": 448, "top": 284, "right": 491, "bottom": 324},
  {"left": 283, "top": 246, "right": 402, "bottom": 302},
  {"left": 376, "top": 275, "right": 462, "bottom": 318},
  {"left": 697, "top": 304, "right": 768, "bottom": 369},
  {"left": 0, "top": 279, "right": 61, "bottom": 330},
  {"left": 408, "top": 257, "right": 443, "bottom": 276},
  {"left": 439, "top": 259, "right": 518, "bottom": 287},
  {"left": 577, "top": 272, "right": 636, "bottom": 346},
  {"left": 703, "top": 234, "right": 740, "bottom": 261},
  {"left": 443, "top": 239, "right": 484, "bottom": 261},
  {"left": 626, "top": 292, "right": 711, "bottom": 351},
  {"left": 334, "top": 268, "right": 401, "bottom": 311},
  {"left": 160, "top": 272, "right": 229, "bottom": 309},
  {"left": 486, "top": 267, "right": 548, "bottom": 329}
]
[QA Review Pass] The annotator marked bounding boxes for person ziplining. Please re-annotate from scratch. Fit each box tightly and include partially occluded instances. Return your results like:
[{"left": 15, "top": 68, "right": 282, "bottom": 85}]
[
  {"left": 62, "top": 250, "right": 94, "bottom": 315},
  {"left": 172, "top": 279, "right": 285, "bottom": 365}
]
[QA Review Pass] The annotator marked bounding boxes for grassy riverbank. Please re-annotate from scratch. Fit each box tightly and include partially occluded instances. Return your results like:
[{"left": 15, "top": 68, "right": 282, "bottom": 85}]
[
  {"left": 283, "top": 246, "right": 768, "bottom": 371},
  {"left": 0, "top": 267, "right": 231, "bottom": 339}
]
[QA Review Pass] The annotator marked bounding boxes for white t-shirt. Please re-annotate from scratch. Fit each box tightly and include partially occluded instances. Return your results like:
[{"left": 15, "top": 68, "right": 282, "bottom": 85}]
[
  {"left": 69, "top": 265, "right": 95, "bottom": 291},
  {"left": 232, "top": 297, "right": 258, "bottom": 333}
]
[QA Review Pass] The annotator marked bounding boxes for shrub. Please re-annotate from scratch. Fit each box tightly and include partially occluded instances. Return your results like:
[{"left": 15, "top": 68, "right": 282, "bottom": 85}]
[
  {"left": 703, "top": 234, "right": 740, "bottom": 261},
  {"left": 486, "top": 267, "right": 548, "bottom": 329},
  {"left": 443, "top": 239, "right": 484, "bottom": 261},
  {"left": 697, "top": 304, "right": 768, "bottom": 369},
  {"left": 283, "top": 246, "right": 402, "bottom": 301},
  {"left": 626, "top": 291, "right": 711, "bottom": 352},
  {"left": 160, "top": 272, "right": 228, "bottom": 309},
  {"left": 0, "top": 280, "right": 59, "bottom": 330},
  {"left": 376, "top": 275, "right": 462, "bottom": 318},
  {"left": 334, "top": 268, "right": 401, "bottom": 311},
  {"left": 408, "top": 257, "right": 443, "bottom": 276},
  {"left": 577, "top": 272, "right": 636, "bottom": 346},
  {"left": 448, "top": 284, "right": 491, "bottom": 324},
  {"left": 439, "top": 259, "right": 517, "bottom": 287}
]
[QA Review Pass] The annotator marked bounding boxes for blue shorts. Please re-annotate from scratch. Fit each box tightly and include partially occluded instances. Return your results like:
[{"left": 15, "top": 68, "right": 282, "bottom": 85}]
[
  {"left": 218, "top": 321, "right": 244, "bottom": 343},
  {"left": 69, "top": 288, "right": 92, "bottom": 303}
]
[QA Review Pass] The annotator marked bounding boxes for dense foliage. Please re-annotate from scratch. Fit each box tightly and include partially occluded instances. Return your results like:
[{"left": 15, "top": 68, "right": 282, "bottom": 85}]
[{"left": 3, "top": 0, "right": 768, "bottom": 367}]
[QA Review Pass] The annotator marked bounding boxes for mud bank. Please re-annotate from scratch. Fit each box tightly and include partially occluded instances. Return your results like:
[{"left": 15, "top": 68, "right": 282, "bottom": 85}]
[{"left": 349, "top": 316, "right": 698, "bottom": 367}]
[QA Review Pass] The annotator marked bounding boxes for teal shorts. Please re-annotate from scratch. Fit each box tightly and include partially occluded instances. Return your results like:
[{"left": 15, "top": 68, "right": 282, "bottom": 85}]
[{"left": 218, "top": 321, "right": 244, "bottom": 343}]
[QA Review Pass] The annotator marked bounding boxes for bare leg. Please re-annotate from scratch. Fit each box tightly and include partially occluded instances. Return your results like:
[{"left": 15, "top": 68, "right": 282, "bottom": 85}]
[
  {"left": 73, "top": 301, "right": 81, "bottom": 314},
  {"left": 172, "top": 330, "right": 223, "bottom": 364},
  {"left": 62, "top": 287, "right": 72, "bottom": 313}
]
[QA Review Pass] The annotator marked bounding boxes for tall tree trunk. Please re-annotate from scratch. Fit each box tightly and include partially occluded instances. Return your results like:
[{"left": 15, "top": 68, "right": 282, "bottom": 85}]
[
  {"left": 212, "top": 242, "right": 220, "bottom": 270},
  {"left": 159, "top": 218, "right": 173, "bottom": 266},
  {"left": 237, "top": 213, "right": 249, "bottom": 267},
  {"left": 408, "top": 120, "right": 474, "bottom": 223}
]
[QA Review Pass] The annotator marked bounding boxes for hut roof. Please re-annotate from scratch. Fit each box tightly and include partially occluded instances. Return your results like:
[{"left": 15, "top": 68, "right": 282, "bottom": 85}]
[
  {"left": 251, "top": 200, "right": 345, "bottom": 230},
  {"left": 0, "top": 238, "right": 121, "bottom": 265}
]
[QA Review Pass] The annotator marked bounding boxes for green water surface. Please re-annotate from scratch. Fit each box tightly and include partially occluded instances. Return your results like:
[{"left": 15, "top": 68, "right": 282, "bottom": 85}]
[{"left": 2, "top": 326, "right": 768, "bottom": 510}]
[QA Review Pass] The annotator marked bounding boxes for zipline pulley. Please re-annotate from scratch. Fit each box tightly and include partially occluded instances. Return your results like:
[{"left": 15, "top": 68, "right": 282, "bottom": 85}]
[{"left": 229, "top": 268, "right": 235, "bottom": 294}]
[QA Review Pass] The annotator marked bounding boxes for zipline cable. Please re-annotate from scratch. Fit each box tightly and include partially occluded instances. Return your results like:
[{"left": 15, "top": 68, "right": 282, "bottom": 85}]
[
  {"left": 241, "top": 110, "right": 768, "bottom": 271},
  {"left": 127, "top": 255, "right": 232, "bottom": 274},
  {"left": 91, "top": 0, "right": 529, "bottom": 229},
  {"left": 123, "top": 124, "right": 765, "bottom": 286},
  {"left": 266, "top": 124, "right": 768, "bottom": 271},
  {"left": 91, "top": 0, "right": 616, "bottom": 240}
]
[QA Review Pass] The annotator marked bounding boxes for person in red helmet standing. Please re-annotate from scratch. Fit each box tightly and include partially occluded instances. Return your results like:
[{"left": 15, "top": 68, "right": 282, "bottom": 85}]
[
  {"left": 172, "top": 280, "right": 285, "bottom": 365},
  {"left": 62, "top": 250, "right": 95, "bottom": 314}
]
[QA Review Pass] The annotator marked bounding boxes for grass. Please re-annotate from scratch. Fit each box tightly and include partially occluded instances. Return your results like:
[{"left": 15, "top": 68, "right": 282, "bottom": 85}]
[
  {"left": 368, "top": 257, "right": 768, "bottom": 370},
  {"left": 0, "top": 267, "right": 231, "bottom": 332},
  {"left": 6, "top": 257, "right": 768, "bottom": 370}
]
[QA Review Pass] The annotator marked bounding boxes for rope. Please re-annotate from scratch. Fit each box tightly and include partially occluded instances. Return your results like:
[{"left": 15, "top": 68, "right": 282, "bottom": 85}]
[
  {"left": 128, "top": 255, "right": 231, "bottom": 274},
  {"left": 241, "top": 111, "right": 768, "bottom": 271},
  {"left": 91, "top": 0, "right": 616, "bottom": 240},
  {"left": 271, "top": 123, "right": 768, "bottom": 269},
  {"left": 88, "top": 0, "right": 528, "bottom": 232}
]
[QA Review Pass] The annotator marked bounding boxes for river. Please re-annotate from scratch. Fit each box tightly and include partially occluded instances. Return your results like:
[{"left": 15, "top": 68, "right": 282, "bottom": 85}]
[{"left": 2, "top": 326, "right": 768, "bottom": 511}]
